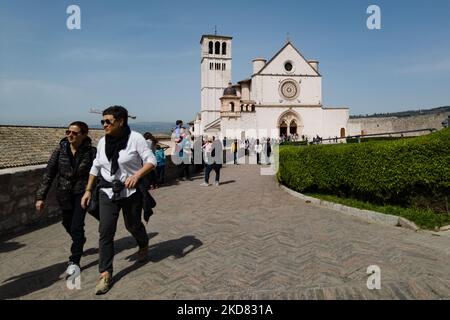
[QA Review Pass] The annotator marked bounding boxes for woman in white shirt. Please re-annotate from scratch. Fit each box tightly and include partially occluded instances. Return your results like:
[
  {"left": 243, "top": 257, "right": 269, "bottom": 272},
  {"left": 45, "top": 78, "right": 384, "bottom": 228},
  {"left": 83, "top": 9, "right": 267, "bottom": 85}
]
[
  {"left": 81, "top": 106, "right": 156, "bottom": 295},
  {"left": 254, "top": 139, "right": 263, "bottom": 165}
]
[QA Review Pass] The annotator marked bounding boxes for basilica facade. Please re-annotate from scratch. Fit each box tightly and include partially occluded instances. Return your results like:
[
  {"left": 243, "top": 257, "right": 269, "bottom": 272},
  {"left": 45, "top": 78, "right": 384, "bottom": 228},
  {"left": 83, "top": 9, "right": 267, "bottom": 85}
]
[{"left": 193, "top": 34, "right": 349, "bottom": 140}]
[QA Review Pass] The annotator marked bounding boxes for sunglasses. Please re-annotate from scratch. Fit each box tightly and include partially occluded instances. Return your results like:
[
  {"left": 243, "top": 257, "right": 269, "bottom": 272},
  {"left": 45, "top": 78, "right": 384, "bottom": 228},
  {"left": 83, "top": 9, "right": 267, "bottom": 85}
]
[
  {"left": 101, "top": 119, "right": 115, "bottom": 126},
  {"left": 66, "top": 130, "right": 80, "bottom": 136}
]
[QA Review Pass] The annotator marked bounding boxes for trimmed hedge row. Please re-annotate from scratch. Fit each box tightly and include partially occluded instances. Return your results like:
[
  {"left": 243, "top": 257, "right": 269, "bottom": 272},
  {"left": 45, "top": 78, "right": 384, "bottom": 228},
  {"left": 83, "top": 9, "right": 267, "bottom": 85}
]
[
  {"left": 346, "top": 136, "right": 413, "bottom": 143},
  {"left": 278, "top": 128, "right": 450, "bottom": 213}
]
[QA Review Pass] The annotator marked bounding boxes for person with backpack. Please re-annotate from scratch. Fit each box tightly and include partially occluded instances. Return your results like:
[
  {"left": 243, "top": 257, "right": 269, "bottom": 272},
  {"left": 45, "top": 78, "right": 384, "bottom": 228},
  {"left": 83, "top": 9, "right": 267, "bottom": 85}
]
[
  {"left": 155, "top": 144, "right": 166, "bottom": 186},
  {"left": 35, "top": 121, "right": 99, "bottom": 275}
]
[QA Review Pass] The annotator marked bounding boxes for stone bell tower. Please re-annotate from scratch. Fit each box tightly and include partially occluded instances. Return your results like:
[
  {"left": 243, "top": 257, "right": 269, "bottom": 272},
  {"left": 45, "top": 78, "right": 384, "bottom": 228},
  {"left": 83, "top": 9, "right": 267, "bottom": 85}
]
[{"left": 200, "top": 34, "right": 232, "bottom": 134}]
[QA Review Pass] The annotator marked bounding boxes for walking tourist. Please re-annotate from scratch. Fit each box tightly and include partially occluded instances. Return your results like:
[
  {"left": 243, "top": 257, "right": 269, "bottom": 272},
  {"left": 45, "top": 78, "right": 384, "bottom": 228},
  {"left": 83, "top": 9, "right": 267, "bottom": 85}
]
[
  {"left": 231, "top": 139, "right": 238, "bottom": 164},
  {"left": 255, "top": 139, "right": 262, "bottom": 164},
  {"left": 143, "top": 132, "right": 158, "bottom": 189},
  {"left": 81, "top": 106, "right": 156, "bottom": 295},
  {"left": 35, "top": 121, "right": 99, "bottom": 275},
  {"left": 244, "top": 139, "right": 250, "bottom": 157},
  {"left": 155, "top": 144, "right": 166, "bottom": 186},
  {"left": 201, "top": 137, "right": 222, "bottom": 186},
  {"left": 265, "top": 138, "right": 272, "bottom": 165}
]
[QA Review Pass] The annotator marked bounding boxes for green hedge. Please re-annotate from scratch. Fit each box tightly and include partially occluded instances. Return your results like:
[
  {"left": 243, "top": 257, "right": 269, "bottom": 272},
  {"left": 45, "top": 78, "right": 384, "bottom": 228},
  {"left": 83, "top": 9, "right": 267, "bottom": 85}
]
[
  {"left": 280, "top": 141, "right": 308, "bottom": 146},
  {"left": 346, "top": 137, "right": 412, "bottom": 143},
  {"left": 278, "top": 128, "right": 450, "bottom": 213}
]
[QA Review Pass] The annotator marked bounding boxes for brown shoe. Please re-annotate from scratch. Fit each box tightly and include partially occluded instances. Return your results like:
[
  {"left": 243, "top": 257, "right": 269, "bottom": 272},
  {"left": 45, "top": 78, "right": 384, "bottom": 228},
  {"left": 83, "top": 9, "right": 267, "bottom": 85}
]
[
  {"left": 137, "top": 246, "right": 149, "bottom": 262},
  {"left": 94, "top": 272, "right": 111, "bottom": 295}
]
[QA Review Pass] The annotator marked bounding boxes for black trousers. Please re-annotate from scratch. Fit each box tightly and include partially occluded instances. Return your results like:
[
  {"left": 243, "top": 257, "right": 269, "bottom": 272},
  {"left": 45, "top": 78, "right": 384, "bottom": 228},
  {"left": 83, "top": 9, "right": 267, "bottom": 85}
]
[
  {"left": 148, "top": 170, "right": 157, "bottom": 185},
  {"left": 61, "top": 193, "right": 88, "bottom": 265},
  {"left": 98, "top": 190, "right": 149, "bottom": 275},
  {"left": 156, "top": 165, "right": 165, "bottom": 184},
  {"left": 204, "top": 164, "right": 221, "bottom": 183},
  {"left": 177, "top": 163, "right": 191, "bottom": 179}
]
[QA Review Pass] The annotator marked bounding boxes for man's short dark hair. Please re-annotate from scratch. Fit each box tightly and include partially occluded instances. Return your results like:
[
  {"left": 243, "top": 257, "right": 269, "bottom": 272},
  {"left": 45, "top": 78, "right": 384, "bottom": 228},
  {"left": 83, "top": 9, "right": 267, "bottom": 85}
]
[
  {"left": 69, "top": 121, "right": 89, "bottom": 134},
  {"left": 103, "top": 106, "right": 128, "bottom": 125},
  {"left": 176, "top": 120, "right": 183, "bottom": 126}
]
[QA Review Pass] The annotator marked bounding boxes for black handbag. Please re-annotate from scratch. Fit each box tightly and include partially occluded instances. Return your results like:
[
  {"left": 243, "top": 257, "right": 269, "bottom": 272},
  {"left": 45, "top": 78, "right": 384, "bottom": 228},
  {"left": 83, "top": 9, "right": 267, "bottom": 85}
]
[{"left": 86, "top": 183, "right": 100, "bottom": 220}]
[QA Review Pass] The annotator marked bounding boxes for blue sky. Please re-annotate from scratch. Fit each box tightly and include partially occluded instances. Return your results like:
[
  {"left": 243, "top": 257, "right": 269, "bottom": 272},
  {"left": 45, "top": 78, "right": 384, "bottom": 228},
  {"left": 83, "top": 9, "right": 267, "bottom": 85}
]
[{"left": 1, "top": 0, "right": 450, "bottom": 126}]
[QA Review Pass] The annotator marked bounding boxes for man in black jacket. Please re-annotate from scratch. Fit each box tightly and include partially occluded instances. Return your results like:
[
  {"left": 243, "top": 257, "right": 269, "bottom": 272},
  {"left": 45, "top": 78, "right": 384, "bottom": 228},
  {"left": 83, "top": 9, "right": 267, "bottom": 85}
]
[{"left": 35, "top": 121, "right": 98, "bottom": 273}]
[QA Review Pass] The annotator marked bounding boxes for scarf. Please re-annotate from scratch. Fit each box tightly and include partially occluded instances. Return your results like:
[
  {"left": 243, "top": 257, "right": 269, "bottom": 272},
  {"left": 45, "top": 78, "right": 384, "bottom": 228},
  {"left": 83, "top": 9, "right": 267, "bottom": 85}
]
[{"left": 105, "top": 125, "right": 131, "bottom": 175}]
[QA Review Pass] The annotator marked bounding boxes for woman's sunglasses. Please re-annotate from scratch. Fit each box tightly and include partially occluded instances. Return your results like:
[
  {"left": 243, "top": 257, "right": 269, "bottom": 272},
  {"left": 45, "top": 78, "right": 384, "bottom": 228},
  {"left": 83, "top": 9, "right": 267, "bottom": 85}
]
[
  {"left": 66, "top": 130, "right": 80, "bottom": 136},
  {"left": 101, "top": 119, "right": 115, "bottom": 126}
]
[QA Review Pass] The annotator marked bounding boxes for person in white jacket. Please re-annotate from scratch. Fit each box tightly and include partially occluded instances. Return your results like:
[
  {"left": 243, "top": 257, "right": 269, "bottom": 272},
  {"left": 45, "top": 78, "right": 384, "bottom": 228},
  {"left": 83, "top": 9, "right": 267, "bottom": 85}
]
[{"left": 254, "top": 139, "right": 262, "bottom": 165}]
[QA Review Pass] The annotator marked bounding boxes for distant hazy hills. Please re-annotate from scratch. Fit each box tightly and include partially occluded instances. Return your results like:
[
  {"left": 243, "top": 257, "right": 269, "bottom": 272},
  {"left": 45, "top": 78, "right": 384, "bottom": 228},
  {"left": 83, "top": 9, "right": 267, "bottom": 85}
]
[{"left": 90, "top": 122, "right": 174, "bottom": 135}]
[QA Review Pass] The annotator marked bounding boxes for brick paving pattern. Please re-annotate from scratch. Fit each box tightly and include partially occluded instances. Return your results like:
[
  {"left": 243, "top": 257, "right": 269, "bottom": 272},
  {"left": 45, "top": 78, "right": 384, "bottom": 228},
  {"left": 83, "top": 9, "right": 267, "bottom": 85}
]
[{"left": 1, "top": 165, "right": 450, "bottom": 299}]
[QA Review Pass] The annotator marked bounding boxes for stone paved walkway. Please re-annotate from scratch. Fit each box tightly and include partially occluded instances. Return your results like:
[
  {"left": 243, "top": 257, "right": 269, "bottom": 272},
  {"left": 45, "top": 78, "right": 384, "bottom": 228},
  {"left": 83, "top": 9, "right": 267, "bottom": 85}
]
[{"left": 1, "top": 165, "right": 450, "bottom": 300}]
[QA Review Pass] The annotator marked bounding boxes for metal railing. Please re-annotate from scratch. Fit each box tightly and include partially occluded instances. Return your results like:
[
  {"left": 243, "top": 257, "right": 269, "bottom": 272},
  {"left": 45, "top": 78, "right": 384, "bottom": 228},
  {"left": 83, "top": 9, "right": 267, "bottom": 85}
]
[{"left": 289, "top": 128, "right": 438, "bottom": 145}]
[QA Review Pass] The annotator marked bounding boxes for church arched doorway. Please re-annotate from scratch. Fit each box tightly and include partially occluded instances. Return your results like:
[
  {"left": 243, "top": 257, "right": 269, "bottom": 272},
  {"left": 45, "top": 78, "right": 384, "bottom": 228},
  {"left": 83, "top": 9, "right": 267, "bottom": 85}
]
[
  {"left": 278, "top": 110, "right": 302, "bottom": 138},
  {"left": 280, "top": 121, "right": 288, "bottom": 137},
  {"left": 289, "top": 120, "right": 297, "bottom": 135}
]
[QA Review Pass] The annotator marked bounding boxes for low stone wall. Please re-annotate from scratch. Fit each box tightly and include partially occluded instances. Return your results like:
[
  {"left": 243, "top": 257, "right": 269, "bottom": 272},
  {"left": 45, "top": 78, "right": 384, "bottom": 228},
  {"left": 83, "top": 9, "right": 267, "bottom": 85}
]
[
  {"left": 348, "top": 111, "right": 450, "bottom": 137},
  {"left": 0, "top": 155, "right": 188, "bottom": 238},
  {"left": 0, "top": 165, "right": 60, "bottom": 238}
]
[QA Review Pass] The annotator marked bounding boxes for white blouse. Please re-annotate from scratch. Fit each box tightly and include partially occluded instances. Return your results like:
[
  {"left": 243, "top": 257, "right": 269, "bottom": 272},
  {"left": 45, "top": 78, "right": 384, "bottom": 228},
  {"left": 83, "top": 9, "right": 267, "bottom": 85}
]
[{"left": 90, "top": 131, "right": 157, "bottom": 199}]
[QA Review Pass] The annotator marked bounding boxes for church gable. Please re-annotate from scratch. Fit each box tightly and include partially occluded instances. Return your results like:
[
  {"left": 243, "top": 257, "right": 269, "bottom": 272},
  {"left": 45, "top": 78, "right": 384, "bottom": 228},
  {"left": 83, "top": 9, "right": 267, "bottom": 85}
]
[{"left": 255, "top": 42, "right": 320, "bottom": 76}]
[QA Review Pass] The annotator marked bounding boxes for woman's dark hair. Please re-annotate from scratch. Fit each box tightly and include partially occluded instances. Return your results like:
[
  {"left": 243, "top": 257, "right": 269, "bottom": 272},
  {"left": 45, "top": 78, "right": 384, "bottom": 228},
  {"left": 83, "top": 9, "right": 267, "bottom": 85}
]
[
  {"left": 69, "top": 121, "right": 89, "bottom": 134},
  {"left": 103, "top": 106, "right": 128, "bottom": 126},
  {"left": 143, "top": 132, "right": 158, "bottom": 143},
  {"left": 176, "top": 120, "right": 183, "bottom": 126}
]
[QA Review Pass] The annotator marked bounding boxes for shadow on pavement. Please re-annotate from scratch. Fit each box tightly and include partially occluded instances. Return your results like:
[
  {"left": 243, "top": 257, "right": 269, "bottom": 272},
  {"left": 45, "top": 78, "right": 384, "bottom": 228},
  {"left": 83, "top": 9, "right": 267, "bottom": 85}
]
[
  {"left": 0, "top": 241, "right": 26, "bottom": 254},
  {"left": 112, "top": 235, "right": 203, "bottom": 286},
  {"left": 0, "top": 232, "right": 159, "bottom": 299},
  {"left": 82, "top": 232, "right": 159, "bottom": 258},
  {"left": 218, "top": 180, "right": 236, "bottom": 186},
  {"left": 0, "top": 262, "right": 67, "bottom": 300}
]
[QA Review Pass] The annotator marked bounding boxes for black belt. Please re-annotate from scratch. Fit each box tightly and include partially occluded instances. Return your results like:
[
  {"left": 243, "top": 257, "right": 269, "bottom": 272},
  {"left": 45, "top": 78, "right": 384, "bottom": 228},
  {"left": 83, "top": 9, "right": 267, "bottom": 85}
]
[{"left": 98, "top": 177, "right": 125, "bottom": 200}]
